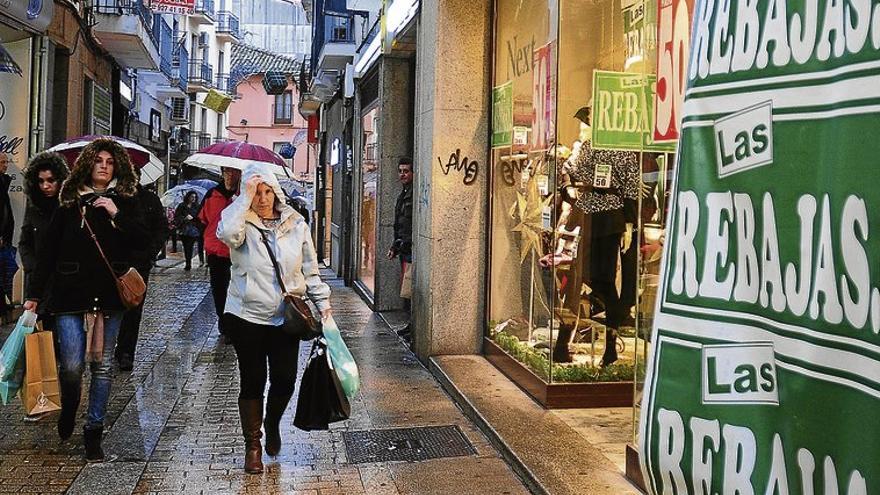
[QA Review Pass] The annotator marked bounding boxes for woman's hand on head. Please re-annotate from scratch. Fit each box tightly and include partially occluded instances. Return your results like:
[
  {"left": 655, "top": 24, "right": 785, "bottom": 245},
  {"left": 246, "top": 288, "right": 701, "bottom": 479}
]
[
  {"left": 244, "top": 175, "right": 262, "bottom": 198},
  {"left": 93, "top": 197, "right": 119, "bottom": 218}
]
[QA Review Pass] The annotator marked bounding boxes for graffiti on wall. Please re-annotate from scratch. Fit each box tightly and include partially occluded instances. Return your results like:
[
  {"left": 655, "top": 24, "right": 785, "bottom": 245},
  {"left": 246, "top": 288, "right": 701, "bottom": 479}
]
[{"left": 437, "top": 149, "right": 479, "bottom": 185}]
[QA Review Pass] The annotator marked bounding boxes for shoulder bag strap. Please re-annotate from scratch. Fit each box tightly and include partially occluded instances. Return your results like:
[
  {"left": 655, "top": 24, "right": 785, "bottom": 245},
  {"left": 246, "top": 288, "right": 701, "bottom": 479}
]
[
  {"left": 81, "top": 208, "right": 119, "bottom": 280},
  {"left": 258, "top": 228, "right": 288, "bottom": 294}
]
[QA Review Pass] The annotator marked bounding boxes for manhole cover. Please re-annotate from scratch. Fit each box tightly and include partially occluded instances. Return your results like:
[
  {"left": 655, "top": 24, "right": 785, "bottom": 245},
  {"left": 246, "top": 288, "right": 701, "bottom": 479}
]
[{"left": 343, "top": 425, "right": 476, "bottom": 464}]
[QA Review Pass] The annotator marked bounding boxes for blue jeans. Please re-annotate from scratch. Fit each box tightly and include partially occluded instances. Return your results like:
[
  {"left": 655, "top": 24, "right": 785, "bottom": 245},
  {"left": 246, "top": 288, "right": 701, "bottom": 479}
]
[{"left": 56, "top": 312, "right": 123, "bottom": 430}]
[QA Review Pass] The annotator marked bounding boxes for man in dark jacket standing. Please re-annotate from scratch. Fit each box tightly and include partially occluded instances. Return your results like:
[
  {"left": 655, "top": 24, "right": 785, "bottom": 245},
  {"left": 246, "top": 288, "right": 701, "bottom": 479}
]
[
  {"left": 387, "top": 157, "right": 414, "bottom": 336},
  {"left": 115, "top": 183, "right": 169, "bottom": 371}
]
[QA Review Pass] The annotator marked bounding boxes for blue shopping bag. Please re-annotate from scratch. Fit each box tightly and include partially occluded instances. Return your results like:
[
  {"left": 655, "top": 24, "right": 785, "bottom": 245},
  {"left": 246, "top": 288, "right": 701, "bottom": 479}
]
[
  {"left": 322, "top": 316, "right": 360, "bottom": 400},
  {"left": 0, "top": 310, "right": 38, "bottom": 405}
]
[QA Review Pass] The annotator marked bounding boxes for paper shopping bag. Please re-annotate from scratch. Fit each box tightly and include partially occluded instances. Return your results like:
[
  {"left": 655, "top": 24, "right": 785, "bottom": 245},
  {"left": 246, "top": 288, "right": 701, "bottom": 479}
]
[
  {"left": 20, "top": 331, "right": 61, "bottom": 415},
  {"left": 399, "top": 262, "right": 413, "bottom": 299}
]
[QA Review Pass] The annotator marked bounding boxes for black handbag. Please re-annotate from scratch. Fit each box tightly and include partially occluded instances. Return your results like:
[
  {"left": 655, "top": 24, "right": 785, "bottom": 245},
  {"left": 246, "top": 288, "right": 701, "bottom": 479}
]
[
  {"left": 259, "top": 229, "right": 322, "bottom": 341},
  {"left": 293, "top": 338, "right": 351, "bottom": 431}
]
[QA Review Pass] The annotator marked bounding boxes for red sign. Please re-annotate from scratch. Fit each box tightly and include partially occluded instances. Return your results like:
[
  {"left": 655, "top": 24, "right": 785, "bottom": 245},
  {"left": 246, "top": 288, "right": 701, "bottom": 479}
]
[
  {"left": 152, "top": 0, "right": 194, "bottom": 14},
  {"left": 653, "top": 0, "right": 694, "bottom": 143},
  {"left": 531, "top": 41, "right": 556, "bottom": 151}
]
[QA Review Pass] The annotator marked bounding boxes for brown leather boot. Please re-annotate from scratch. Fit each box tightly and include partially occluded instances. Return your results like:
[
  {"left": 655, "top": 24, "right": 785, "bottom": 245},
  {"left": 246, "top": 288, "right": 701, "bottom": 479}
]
[
  {"left": 238, "top": 399, "right": 264, "bottom": 474},
  {"left": 264, "top": 393, "right": 292, "bottom": 457}
]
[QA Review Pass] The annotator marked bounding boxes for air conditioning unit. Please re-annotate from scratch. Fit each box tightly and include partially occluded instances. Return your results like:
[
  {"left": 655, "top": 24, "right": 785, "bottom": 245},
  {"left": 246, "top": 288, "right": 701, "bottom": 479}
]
[
  {"left": 198, "top": 32, "right": 209, "bottom": 47},
  {"left": 171, "top": 97, "right": 189, "bottom": 122}
]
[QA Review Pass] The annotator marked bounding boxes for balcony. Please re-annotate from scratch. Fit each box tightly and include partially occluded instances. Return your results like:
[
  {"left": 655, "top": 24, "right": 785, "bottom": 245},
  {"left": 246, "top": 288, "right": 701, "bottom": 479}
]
[
  {"left": 90, "top": 0, "right": 160, "bottom": 69},
  {"left": 192, "top": 0, "right": 215, "bottom": 24},
  {"left": 215, "top": 73, "right": 231, "bottom": 93},
  {"left": 171, "top": 45, "right": 189, "bottom": 95},
  {"left": 188, "top": 59, "right": 213, "bottom": 93},
  {"left": 192, "top": 132, "right": 213, "bottom": 152},
  {"left": 216, "top": 11, "right": 240, "bottom": 42},
  {"left": 155, "top": 16, "right": 173, "bottom": 78},
  {"left": 312, "top": 11, "right": 357, "bottom": 75}
]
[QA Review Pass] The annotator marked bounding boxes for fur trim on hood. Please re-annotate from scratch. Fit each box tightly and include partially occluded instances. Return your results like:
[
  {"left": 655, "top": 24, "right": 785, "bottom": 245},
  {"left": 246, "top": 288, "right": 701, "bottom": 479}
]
[
  {"left": 59, "top": 138, "right": 139, "bottom": 207},
  {"left": 23, "top": 151, "right": 69, "bottom": 202}
]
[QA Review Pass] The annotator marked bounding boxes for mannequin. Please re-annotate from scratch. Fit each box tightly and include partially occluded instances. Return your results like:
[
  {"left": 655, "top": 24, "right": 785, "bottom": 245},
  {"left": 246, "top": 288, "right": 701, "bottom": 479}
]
[{"left": 561, "top": 106, "right": 640, "bottom": 366}]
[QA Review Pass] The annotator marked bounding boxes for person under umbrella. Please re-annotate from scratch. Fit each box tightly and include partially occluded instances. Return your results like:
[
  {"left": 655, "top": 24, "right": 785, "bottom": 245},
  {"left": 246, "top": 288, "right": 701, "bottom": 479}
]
[
  {"left": 175, "top": 191, "right": 203, "bottom": 271},
  {"left": 23, "top": 138, "right": 149, "bottom": 463}
]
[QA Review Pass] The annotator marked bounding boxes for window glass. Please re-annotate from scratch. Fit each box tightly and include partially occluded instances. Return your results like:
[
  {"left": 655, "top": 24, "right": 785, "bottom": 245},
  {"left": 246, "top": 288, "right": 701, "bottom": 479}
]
[{"left": 359, "top": 106, "right": 379, "bottom": 294}]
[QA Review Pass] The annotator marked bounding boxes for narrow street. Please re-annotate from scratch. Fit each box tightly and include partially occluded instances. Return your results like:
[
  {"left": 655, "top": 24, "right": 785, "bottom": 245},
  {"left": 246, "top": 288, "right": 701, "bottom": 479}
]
[{"left": 0, "top": 261, "right": 529, "bottom": 495}]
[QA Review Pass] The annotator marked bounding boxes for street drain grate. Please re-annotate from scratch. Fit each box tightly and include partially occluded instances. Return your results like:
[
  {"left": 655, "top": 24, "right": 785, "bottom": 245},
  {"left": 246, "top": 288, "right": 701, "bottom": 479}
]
[{"left": 343, "top": 425, "right": 477, "bottom": 464}]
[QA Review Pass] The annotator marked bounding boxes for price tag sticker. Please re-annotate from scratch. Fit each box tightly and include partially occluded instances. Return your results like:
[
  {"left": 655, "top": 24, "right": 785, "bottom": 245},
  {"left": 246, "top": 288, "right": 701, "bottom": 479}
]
[
  {"left": 593, "top": 163, "right": 613, "bottom": 189},
  {"left": 537, "top": 175, "right": 549, "bottom": 196},
  {"left": 542, "top": 206, "right": 553, "bottom": 230},
  {"left": 521, "top": 167, "right": 531, "bottom": 189}
]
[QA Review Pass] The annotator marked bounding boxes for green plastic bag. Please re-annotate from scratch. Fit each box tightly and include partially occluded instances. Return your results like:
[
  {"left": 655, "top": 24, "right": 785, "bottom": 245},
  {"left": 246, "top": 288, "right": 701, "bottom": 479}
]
[
  {"left": 322, "top": 316, "right": 360, "bottom": 400},
  {"left": 0, "top": 311, "right": 38, "bottom": 405}
]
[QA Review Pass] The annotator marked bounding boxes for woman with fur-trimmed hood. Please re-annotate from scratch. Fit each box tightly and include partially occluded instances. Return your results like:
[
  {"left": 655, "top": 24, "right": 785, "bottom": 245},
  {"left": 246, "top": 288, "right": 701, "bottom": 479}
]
[
  {"left": 20, "top": 151, "right": 69, "bottom": 294},
  {"left": 23, "top": 138, "right": 148, "bottom": 463}
]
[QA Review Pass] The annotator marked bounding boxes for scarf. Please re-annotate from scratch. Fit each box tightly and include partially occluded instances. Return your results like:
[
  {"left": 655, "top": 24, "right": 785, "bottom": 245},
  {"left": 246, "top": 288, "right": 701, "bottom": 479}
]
[{"left": 84, "top": 312, "right": 105, "bottom": 363}]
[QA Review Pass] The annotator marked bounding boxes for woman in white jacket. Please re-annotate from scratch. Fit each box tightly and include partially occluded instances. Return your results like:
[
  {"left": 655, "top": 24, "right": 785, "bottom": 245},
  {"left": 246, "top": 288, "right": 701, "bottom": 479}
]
[{"left": 217, "top": 163, "right": 331, "bottom": 474}]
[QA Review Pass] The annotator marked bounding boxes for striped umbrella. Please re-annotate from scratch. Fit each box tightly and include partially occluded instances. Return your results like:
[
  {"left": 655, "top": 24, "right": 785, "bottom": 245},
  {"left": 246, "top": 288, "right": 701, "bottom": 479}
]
[
  {"left": 184, "top": 140, "right": 290, "bottom": 177},
  {"left": 47, "top": 135, "right": 164, "bottom": 185}
]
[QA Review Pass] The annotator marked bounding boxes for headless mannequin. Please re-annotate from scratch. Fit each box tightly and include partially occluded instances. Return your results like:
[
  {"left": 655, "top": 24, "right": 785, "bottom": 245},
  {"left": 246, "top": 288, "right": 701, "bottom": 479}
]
[{"left": 561, "top": 115, "right": 639, "bottom": 366}]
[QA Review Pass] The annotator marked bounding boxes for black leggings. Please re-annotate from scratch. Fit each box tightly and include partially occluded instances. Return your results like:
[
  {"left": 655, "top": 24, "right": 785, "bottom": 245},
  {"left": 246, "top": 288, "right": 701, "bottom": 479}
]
[
  {"left": 207, "top": 255, "right": 231, "bottom": 334},
  {"left": 226, "top": 314, "right": 300, "bottom": 400}
]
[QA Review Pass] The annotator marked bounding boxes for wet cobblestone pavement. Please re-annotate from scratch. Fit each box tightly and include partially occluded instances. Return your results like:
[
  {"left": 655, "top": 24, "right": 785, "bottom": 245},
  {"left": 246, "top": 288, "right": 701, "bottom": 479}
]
[{"left": 0, "top": 263, "right": 529, "bottom": 494}]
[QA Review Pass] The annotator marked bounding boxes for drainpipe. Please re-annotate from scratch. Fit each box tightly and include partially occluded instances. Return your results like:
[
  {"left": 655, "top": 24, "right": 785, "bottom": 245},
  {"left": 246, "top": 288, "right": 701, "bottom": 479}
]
[{"left": 29, "top": 35, "right": 49, "bottom": 153}]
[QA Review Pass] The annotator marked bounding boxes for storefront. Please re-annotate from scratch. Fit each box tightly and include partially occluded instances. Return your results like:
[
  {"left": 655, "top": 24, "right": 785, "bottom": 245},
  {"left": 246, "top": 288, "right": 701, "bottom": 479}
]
[{"left": 483, "top": 0, "right": 682, "bottom": 478}]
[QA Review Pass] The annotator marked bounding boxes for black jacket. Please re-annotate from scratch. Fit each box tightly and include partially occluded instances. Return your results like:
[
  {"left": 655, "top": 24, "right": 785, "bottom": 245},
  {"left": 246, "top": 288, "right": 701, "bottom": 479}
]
[
  {"left": 130, "top": 187, "right": 169, "bottom": 271},
  {"left": 392, "top": 184, "right": 413, "bottom": 257},
  {"left": 19, "top": 198, "right": 59, "bottom": 293},
  {"left": 27, "top": 192, "right": 149, "bottom": 314},
  {"left": 0, "top": 174, "right": 14, "bottom": 246}
]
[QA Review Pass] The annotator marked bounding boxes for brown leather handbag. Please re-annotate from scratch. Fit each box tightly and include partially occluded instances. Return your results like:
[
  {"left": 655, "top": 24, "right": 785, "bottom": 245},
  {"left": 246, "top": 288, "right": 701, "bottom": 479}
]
[
  {"left": 259, "top": 229, "right": 322, "bottom": 340},
  {"left": 82, "top": 211, "right": 147, "bottom": 309}
]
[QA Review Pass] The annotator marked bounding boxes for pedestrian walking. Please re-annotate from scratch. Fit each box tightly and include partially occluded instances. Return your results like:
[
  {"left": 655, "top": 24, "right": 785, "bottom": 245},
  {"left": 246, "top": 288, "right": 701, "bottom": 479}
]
[
  {"left": 0, "top": 152, "right": 16, "bottom": 321},
  {"left": 217, "top": 163, "right": 331, "bottom": 475},
  {"left": 23, "top": 138, "right": 148, "bottom": 463},
  {"left": 19, "top": 151, "right": 68, "bottom": 421},
  {"left": 386, "top": 157, "right": 414, "bottom": 337},
  {"left": 114, "top": 182, "right": 168, "bottom": 371},
  {"left": 198, "top": 167, "right": 240, "bottom": 344},
  {"left": 175, "top": 191, "right": 203, "bottom": 271}
]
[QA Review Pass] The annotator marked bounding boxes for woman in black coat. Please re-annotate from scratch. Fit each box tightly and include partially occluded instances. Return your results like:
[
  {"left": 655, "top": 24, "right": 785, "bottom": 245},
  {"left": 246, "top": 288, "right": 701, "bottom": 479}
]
[
  {"left": 23, "top": 138, "right": 148, "bottom": 463},
  {"left": 20, "top": 151, "right": 69, "bottom": 297}
]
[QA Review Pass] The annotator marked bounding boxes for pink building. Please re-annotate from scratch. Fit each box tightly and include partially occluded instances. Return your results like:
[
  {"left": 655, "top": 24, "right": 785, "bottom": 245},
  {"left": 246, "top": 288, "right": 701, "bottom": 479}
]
[{"left": 228, "top": 45, "right": 315, "bottom": 181}]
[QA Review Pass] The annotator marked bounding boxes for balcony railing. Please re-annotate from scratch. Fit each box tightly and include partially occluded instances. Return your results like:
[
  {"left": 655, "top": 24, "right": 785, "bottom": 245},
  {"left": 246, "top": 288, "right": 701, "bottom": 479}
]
[
  {"left": 215, "top": 73, "right": 230, "bottom": 93},
  {"left": 154, "top": 16, "right": 173, "bottom": 77},
  {"left": 192, "top": 132, "right": 212, "bottom": 152},
  {"left": 273, "top": 103, "right": 293, "bottom": 124},
  {"left": 171, "top": 44, "right": 189, "bottom": 92},
  {"left": 188, "top": 59, "right": 213, "bottom": 88},
  {"left": 216, "top": 11, "right": 240, "bottom": 38},
  {"left": 194, "top": 0, "right": 215, "bottom": 20},
  {"left": 92, "top": 0, "right": 157, "bottom": 52},
  {"left": 325, "top": 12, "right": 355, "bottom": 43}
]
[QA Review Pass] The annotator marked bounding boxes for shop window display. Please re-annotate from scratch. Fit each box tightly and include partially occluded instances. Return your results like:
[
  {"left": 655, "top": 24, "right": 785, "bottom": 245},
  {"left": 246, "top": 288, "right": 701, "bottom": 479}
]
[
  {"left": 487, "top": 0, "right": 676, "bottom": 407},
  {"left": 359, "top": 107, "right": 380, "bottom": 294}
]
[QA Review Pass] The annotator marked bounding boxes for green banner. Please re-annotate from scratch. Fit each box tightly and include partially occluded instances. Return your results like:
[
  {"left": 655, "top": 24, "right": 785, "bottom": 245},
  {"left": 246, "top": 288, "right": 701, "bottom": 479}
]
[
  {"left": 591, "top": 70, "right": 675, "bottom": 152},
  {"left": 492, "top": 81, "right": 513, "bottom": 148},
  {"left": 639, "top": 1, "right": 880, "bottom": 494}
]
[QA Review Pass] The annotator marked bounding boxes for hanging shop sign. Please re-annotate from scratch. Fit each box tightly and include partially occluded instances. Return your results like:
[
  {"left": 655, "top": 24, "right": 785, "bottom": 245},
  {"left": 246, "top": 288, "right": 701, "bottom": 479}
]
[
  {"left": 590, "top": 70, "right": 674, "bottom": 152},
  {"left": 653, "top": 0, "right": 693, "bottom": 143},
  {"left": 639, "top": 1, "right": 880, "bottom": 494},
  {"left": 0, "top": 0, "right": 53, "bottom": 34},
  {"left": 492, "top": 81, "right": 513, "bottom": 148},
  {"left": 531, "top": 42, "right": 555, "bottom": 152},
  {"left": 151, "top": 0, "right": 195, "bottom": 14}
]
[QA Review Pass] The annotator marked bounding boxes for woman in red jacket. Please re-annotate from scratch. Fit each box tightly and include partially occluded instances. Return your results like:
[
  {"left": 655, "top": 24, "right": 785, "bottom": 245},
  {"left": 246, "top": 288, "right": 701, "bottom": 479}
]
[{"left": 198, "top": 167, "right": 241, "bottom": 344}]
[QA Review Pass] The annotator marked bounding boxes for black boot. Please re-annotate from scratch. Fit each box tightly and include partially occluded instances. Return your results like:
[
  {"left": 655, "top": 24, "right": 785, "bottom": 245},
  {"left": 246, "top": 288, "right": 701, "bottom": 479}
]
[
  {"left": 551, "top": 324, "right": 574, "bottom": 363},
  {"left": 83, "top": 427, "right": 105, "bottom": 463},
  {"left": 601, "top": 328, "right": 619, "bottom": 367},
  {"left": 264, "top": 393, "right": 292, "bottom": 457},
  {"left": 238, "top": 399, "right": 264, "bottom": 474},
  {"left": 57, "top": 381, "right": 81, "bottom": 441}
]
